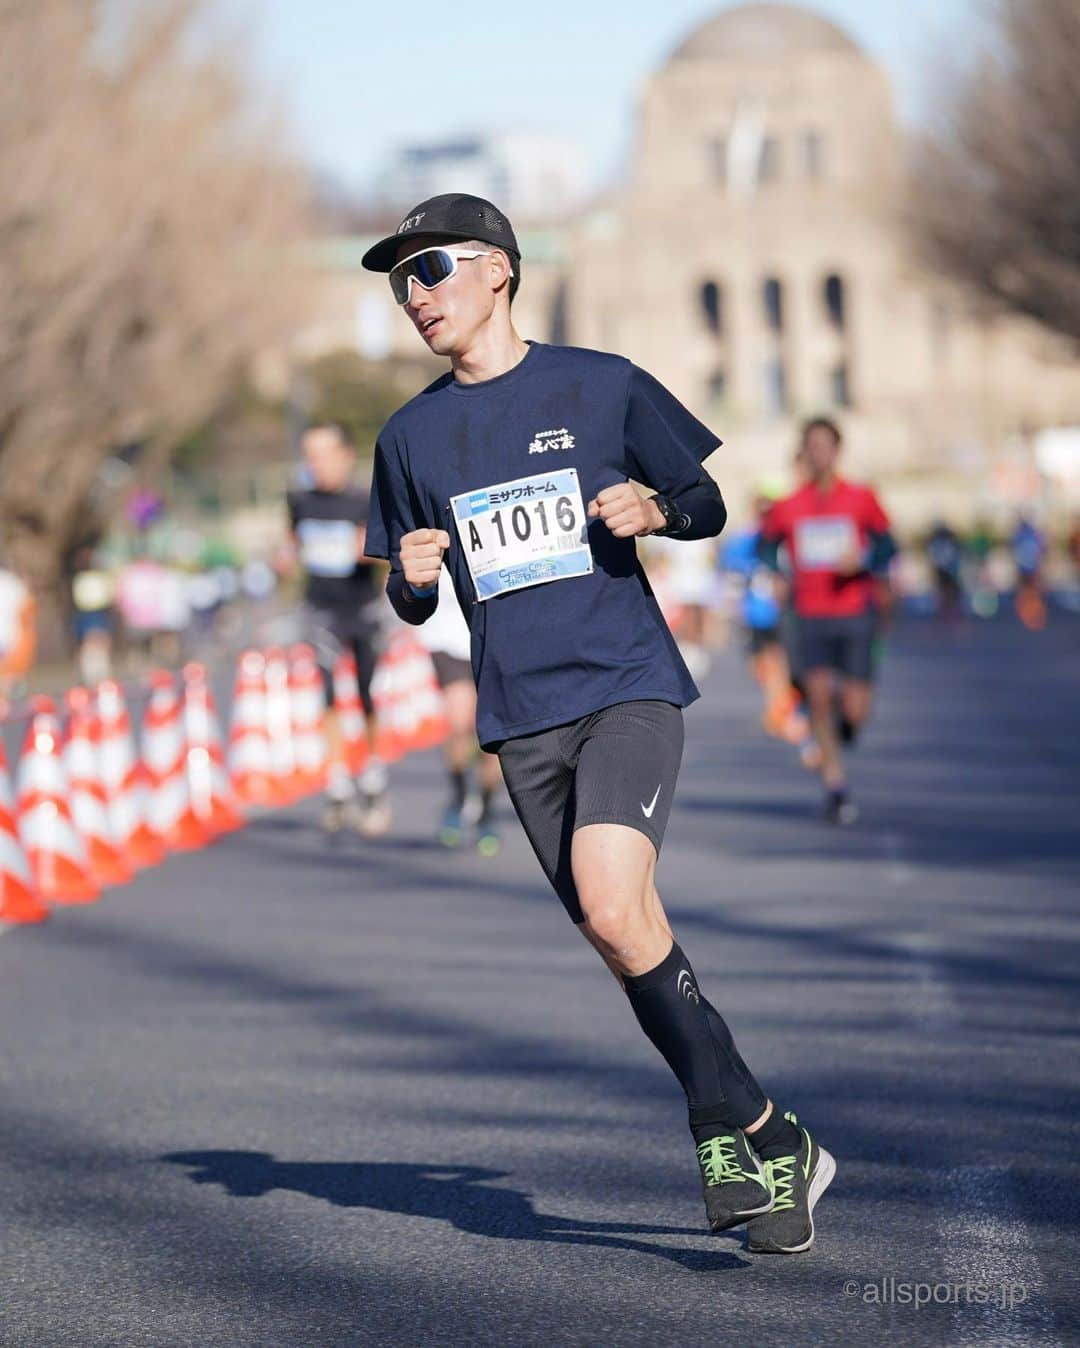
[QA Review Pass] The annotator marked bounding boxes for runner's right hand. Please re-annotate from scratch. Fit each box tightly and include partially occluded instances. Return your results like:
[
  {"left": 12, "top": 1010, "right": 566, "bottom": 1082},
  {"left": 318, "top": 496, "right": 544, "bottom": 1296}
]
[{"left": 400, "top": 528, "right": 450, "bottom": 590}]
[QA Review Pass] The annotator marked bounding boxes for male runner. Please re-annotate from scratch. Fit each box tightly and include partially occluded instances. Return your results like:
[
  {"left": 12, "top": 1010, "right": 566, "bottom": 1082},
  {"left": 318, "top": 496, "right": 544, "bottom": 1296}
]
[
  {"left": 417, "top": 568, "right": 502, "bottom": 854},
  {"left": 361, "top": 193, "right": 834, "bottom": 1252},
  {"left": 287, "top": 422, "right": 390, "bottom": 835},
  {"left": 759, "top": 418, "right": 896, "bottom": 824}
]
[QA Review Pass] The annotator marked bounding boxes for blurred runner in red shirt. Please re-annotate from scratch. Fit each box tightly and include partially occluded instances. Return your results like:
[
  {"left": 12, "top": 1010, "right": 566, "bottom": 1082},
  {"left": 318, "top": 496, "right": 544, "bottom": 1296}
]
[{"left": 760, "top": 418, "right": 895, "bottom": 824}]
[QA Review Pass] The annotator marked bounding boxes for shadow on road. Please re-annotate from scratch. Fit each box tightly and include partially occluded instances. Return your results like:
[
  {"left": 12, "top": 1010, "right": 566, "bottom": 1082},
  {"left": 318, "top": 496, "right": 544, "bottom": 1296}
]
[{"left": 162, "top": 1150, "right": 747, "bottom": 1273}]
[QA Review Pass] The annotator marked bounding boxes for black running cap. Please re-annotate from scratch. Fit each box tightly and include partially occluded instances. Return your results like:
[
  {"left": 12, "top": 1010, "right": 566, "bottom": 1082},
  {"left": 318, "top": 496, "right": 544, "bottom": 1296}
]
[{"left": 361, "top": 193, "right": 520, "bottom": 273}]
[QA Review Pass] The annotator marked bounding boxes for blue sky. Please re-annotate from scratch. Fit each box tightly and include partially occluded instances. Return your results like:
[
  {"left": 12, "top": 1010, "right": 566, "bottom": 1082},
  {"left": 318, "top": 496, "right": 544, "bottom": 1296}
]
[{"left": 245, "top": 0, "right": 975, "bottom": 192}]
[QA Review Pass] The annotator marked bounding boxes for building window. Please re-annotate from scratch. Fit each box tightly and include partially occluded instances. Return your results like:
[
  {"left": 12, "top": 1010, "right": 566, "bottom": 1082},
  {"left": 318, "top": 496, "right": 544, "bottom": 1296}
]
[
  {"left": 802, "top": 130, "right": 824, "bottom": 180},
  {"left": 829, "top": 362, "right": 851, "bottom": 408},
  {"left": 700, "top": 280, "right": 723, "bottom": 335},
  {"left": 707, "top": 369, "right": 726, "bottom": 403},
  {"left": 764, "top": 359, "right": 787, "bottom": 416},
  {"left": 824, "top": 273, "right": 846, "bottom": 329},
  {"left": 708, "top": 138, "right": 727, "bottom": 185},
  {"left": 757, "top": 136, "right": 781, "bottom": 185},
  {"left": 762, "top": 276, "right": 784, "bottom": 332}
]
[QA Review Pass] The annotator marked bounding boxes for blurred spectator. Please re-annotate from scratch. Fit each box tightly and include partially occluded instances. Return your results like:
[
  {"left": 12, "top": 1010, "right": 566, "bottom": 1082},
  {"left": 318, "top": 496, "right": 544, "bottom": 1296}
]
[
  {"left": 925, "top": 521, "right": 964, "bottom": 621},
  {"left": 722, "top": 491, "right": 817, "bottom": 763},
  {"left": 1068, "top": 516, "right": 1080, "bottom": 576},
  {"left": 1012, "top": 515, "right": 1048, "bottom": 630},
  {"left": 116, "top": 558, "right": 191, "bottom": 665},
  {"left": 0, "top": 565, "right": 36, "bottom": 709},
  {"left": 647, "top": 535, "right": 723, "bottom": 679},
  {"left": 70, "top": 547, "right": 116, "bottom": 684}
]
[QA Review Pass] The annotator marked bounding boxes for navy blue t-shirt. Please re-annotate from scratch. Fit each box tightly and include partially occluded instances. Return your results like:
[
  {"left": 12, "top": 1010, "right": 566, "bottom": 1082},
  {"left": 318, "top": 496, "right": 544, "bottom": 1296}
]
[{"left": 364, "top": 342, "right": 721, "bottom": 748}]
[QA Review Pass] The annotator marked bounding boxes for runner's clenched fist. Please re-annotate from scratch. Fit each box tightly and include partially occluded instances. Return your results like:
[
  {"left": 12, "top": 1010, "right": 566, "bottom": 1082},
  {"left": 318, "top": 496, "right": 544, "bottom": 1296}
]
[
  {"left": 400, "top": 528, "right": 450, "bottom": 590},
  {"left": 587, "top": 483, "right": 665, "bottom": 539}
]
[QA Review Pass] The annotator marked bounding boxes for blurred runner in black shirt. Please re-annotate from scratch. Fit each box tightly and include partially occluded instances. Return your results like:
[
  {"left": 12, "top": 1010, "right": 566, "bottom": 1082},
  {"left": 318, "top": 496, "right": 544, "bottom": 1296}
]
[{"left": 287, "top": 422, "right": 390, "bottom": 834}]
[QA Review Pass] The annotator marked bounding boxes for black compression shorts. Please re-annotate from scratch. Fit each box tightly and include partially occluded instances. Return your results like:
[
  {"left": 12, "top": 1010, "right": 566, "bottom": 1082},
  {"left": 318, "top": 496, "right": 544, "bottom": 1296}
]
[
  {"left": 496, "top": 699, "right": 684, "bottom": 924},
  {"left": 793, "top": 612, "right": 877, "bottom": 682},
  {"left": 303, "top": 606, "right": 379, "bottom": 717}
]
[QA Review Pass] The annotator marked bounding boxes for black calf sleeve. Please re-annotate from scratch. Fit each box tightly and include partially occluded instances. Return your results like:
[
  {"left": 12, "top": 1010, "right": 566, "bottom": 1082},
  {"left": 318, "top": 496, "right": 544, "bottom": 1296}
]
[
  {"left": 623, "top": 943, "right": 766, "bottom": 1138},
  {"left": 700, "top": 995, "right": 769, "bottom": 1130}
]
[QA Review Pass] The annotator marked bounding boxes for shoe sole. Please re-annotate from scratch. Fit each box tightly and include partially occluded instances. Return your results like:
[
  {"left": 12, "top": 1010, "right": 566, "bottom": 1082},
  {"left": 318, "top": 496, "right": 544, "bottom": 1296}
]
[{"left": 748, "top": 1147, "right": 836, "bottom": 1253}]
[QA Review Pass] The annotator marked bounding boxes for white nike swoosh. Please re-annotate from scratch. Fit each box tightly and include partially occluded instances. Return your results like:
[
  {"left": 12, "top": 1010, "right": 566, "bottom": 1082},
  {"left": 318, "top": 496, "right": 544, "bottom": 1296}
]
[{"left": 641, "top": 783, "right": 662, "bottom": 819}]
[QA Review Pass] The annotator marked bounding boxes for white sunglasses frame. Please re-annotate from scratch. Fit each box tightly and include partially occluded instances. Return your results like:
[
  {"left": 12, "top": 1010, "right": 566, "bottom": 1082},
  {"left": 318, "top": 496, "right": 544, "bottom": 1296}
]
[{"left": 388, "top": 246, "right": 492, "bottom": 305}]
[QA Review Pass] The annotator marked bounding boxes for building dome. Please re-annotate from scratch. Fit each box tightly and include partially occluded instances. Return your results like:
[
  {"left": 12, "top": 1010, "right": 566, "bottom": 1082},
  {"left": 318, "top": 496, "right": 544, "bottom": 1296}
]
[{"left": 670, "top": 3, "right": 861, "bottom": 62}]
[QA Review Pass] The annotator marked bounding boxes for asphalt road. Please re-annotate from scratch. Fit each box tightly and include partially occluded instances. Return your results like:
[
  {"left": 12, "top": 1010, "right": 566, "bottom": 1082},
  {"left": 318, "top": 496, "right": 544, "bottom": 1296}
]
[{"left": 1, "top": 617, "right": 1078, "bottom": 1348}]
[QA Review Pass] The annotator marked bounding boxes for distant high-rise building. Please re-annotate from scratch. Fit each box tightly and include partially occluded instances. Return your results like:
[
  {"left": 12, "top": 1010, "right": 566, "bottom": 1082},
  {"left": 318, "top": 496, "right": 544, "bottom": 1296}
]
[{"left": 377, "top": 133, "right": 590, "bottom": 223}]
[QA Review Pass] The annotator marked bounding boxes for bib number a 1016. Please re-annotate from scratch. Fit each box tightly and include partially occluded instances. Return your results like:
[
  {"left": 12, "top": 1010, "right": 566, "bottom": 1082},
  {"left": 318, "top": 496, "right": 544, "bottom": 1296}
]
[{"left": 450, "top": 467, "right": 593, "bottom": 601}]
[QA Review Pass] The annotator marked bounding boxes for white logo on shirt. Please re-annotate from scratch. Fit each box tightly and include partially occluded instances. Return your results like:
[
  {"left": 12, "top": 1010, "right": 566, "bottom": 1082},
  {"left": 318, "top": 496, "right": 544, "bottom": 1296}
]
[
  {"left": 528, "top": 427, "right": 576, "bottom": 455},
  {"left": 641, "top": 783, "right": 662, "bottom": 819}
]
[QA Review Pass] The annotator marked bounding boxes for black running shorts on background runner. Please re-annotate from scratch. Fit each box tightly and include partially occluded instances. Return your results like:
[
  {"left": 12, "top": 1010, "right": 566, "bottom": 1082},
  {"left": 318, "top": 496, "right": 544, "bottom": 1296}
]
[
  {"left": 496, "top": 699, "right": 684, "bottom": 923},
  {"left": 430, "top": 651, "right": 472, "bottom": 690},
  {"left": 303, "top": 605, "right": 379, "bottom": 716},
  {"left": 793, "top": 611, "right": 877, "bottom": 682}
]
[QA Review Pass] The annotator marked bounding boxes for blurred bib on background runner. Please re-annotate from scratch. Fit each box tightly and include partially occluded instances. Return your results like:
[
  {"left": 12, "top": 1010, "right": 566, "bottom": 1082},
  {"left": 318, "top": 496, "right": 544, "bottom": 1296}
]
[
  {"left": 296, "top": 519, "right": 358, "bottom": 577},
  {"left": 794, "top": 516, "right": 857, "bottom": 570},
  {"left": 451, "top": 467, "right": 592, "bottom": 601}
]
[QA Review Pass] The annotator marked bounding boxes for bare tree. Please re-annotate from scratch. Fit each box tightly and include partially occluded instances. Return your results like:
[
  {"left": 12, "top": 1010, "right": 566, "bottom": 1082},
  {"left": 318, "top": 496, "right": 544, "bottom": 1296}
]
[
  {"left": 913, "top": 0, "right": 1080, "bottom": 343},
  {"left": 0, "top": 0, "right": 311, "bottom": 643}
]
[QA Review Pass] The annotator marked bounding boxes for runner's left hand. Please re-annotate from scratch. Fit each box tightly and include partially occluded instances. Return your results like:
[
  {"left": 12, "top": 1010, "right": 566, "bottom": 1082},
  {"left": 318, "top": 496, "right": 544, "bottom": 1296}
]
[{"left": 587, "top": 483, "right": 665, "bottom": 539}]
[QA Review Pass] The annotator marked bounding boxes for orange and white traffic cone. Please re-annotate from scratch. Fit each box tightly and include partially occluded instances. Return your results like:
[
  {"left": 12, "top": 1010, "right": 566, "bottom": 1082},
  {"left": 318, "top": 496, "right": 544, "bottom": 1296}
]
[
  {"left": 407, "top": 644, "right": 449, "bottom": 752},
  {"left": 16, "top": 696, "right": 99, "bottom": 904},
  {"left": 264, "top": 647, "right": 300, "bottom": 804},
  {"left": 371, "top": 640, "right": 406, "bottom": 764},
  {"left": 182, "top": 663, "right": 244, "bottom": 837},
  {"left": 288, "top": 644, "right": 328, "bottom": 799},
  {"left": 332, "top": 651, "right": 369, "bottom": 778},
  {"left": 97, "top": 680, "right": 165, "bottom": 870},
  {"left": 228, "top": 650, "right": 275, "bottom": 807},
  {"left": 143, "top": 670, "right": 206, "bottom": 852},
  {"left": 64, "top": 687, "right": 133, "bottom": 887},
  {"left": 0, "top": 739, "right": 48, "bottom": 925}
]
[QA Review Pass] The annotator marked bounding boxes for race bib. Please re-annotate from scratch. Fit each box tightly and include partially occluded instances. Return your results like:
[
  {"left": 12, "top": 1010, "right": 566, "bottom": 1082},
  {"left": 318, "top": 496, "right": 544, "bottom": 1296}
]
[
  {"left": 794, "top": 516, "right": 857, "bottom": 570},
  {"left": 451, "top": 467, "right": 593, "bottom": 601},
  {"left": 297, "top": 519, "right": 358, "bottom": 577}
]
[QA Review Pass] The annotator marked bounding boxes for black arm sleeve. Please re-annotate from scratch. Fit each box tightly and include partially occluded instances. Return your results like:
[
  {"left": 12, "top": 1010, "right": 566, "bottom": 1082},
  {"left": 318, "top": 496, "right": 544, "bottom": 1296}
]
[
  {"left": 386, "top": 571, "right": 438, "bottom": 625},
  {"left": 660, "top": 474, "right": 728, "bottom": 541},
  {"left": 755, "top": 534, "right": 783, "bottom": 572},
  {"left": 868, "top": 530, "right": 897, "bottom": 575}
]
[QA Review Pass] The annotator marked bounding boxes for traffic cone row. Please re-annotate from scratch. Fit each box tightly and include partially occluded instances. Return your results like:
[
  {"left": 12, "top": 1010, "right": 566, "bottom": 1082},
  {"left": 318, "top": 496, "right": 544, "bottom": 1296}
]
[
  {"left": 0, "top": 669, "right": 249, "bottom": 927},
  {"left": 371, "top": 635, "right": 449, "bottom": 763},
  {"left": 0, "top": 635, "right": 451, "bottom": 929}
]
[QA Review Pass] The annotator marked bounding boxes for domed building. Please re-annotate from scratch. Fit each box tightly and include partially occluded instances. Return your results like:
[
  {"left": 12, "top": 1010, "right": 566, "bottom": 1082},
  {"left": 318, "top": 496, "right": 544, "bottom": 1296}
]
[
  {"left": 563, "top": 2, "right": 1080, "bottom": 520},
  {"left": 311, "top": 3, "right": 1080, "bottom": 523}
]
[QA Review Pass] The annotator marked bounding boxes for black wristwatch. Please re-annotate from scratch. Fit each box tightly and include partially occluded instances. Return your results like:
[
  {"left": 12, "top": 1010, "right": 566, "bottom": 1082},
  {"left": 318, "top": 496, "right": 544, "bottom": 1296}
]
[{"left": 649, "top": 494, "right": 691, "bottom": 537}]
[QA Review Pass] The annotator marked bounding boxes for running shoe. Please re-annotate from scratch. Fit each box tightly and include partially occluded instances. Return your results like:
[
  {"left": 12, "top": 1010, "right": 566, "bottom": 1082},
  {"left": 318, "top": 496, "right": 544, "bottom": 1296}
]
[
  {"left": 696, "top": 1132, "right": 773, "bottom": 1233},
  {"left": 321, "top": 799, "right": 347, "bottom": 834},
  {"left": 438, "top": 805, "right": 464, "bottom": 848},
  {"left": 824, "top": 787, "right": 858, "bottom": 825},
  {"left": 475, "top": 820, "right": 500, "bottom": 857},
  {"left": 746, "top": 1113, "right": 835, "bottom": 1254},
  {"left": 356, "top": 792, "right": 392, "bottom": 838}
]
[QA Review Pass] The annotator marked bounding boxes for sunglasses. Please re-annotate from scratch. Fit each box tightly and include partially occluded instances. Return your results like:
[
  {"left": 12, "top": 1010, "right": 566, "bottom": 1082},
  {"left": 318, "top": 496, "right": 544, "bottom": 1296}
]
[{"left": 388, "top": 246, "right": 491, "bottom": 305}]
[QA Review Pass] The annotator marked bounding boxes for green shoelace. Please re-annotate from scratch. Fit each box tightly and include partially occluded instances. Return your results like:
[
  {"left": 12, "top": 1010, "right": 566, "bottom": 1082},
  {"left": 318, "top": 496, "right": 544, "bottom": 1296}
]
[
  {"left": 765, "top": 1155, "right": 797, "bottom": 1210},
  {"left": 696, "top": 1136, "right": 750, "bottom": 1187}
]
